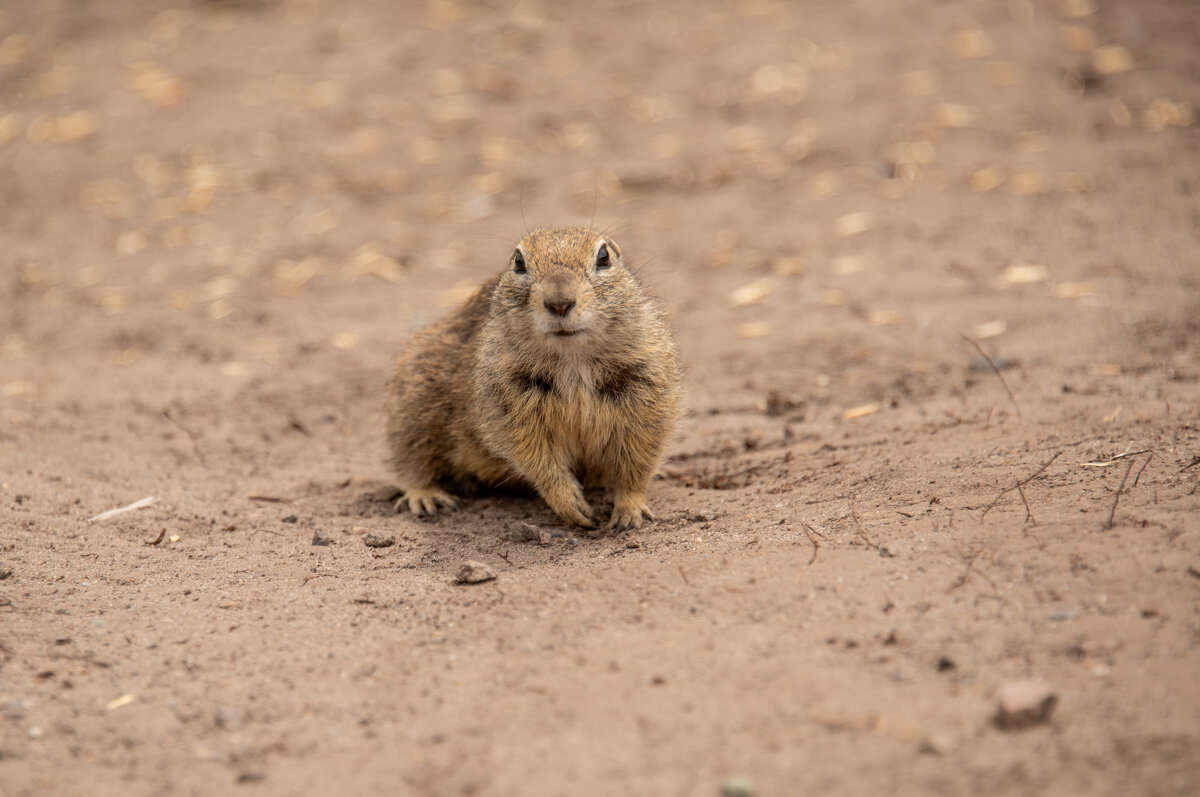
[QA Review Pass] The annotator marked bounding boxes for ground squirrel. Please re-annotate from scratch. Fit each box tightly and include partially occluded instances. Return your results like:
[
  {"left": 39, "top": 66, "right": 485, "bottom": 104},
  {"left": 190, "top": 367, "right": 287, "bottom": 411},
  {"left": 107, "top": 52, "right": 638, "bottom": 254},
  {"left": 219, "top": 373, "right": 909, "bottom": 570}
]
[{"left": 385, "top": 226, "right": 680, "bottom": 530}]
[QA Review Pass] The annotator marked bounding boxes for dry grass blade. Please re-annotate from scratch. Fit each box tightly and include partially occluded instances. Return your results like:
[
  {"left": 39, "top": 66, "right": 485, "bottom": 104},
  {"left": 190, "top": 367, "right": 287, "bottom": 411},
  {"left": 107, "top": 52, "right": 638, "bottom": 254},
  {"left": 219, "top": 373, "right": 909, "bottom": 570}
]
[
  {"left": 1104, "top": 457, "right": 1136, "bottom": 530},
  {"left": 959, "top": 332, "right": 1021, "bottom": 419},
  {"left": 1081, "top": 447, "right": 1151, "bottom": 467},
  {"left": 90, "top": 496, "right": 158, "bottom": 522},
  {"left": 980, "top": 451, "right": 1062, "bottom": 522}
]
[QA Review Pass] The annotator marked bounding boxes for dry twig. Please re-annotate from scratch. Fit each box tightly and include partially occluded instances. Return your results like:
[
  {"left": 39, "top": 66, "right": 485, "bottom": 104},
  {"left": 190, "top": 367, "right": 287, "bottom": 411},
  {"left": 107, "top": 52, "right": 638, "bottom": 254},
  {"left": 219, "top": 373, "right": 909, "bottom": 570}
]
[
  {"left": 850, "top": 501, "right": 879, "bottom": 550},
  {"left": 801, "top": 522, "right": 823, "bottom": 565},
  {"left": 1016, "top": 484, "right": 1036, "bottom": 525},
  {"left": 960, "top": 332, "right": 1021, "bottom": 419},
  {"left": 980, "top": 450, "right": 1062, "bottom": 522},
  {"left": 1132, "top": 451, "right": 1153, "bottom": 488}
]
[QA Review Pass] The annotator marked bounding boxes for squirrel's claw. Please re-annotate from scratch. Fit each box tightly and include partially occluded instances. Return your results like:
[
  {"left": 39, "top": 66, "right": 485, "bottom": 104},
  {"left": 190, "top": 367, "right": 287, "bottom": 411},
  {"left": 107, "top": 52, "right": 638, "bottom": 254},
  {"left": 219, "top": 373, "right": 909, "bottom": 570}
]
[{"left": 396, "top": 487, "right": 459, "bottom": 518}]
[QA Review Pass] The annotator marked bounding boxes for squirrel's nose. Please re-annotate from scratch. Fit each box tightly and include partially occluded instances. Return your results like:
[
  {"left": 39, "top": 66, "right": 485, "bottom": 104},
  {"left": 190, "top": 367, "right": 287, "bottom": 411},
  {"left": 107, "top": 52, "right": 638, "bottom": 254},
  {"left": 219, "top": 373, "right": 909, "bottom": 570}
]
[{"left": 544, "top": 298, "right": 575, "bottom": 317}]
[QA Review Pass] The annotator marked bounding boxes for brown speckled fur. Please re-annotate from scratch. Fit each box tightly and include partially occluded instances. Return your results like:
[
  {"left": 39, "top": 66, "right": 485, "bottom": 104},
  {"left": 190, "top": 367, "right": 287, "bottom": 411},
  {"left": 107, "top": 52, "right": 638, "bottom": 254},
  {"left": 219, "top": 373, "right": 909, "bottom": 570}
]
[{"left": 385, "top": 226, "right": 680, "bottom": 530}]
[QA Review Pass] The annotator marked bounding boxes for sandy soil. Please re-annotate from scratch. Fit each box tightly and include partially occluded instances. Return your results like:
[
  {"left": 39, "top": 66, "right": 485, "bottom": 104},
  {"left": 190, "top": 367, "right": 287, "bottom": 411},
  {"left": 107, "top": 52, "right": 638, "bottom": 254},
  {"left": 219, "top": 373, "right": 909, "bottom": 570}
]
[{"left": 2, "top": 0, "right": 1199, "bottom": 794}]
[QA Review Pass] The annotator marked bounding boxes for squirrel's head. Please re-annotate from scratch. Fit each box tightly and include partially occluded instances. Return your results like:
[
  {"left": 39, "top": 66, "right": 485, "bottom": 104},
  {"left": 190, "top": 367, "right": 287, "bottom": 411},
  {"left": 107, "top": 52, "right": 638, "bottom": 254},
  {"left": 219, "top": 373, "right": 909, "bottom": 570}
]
[{"left": 492, "top": 226, "right": 649, "bottom": 353}]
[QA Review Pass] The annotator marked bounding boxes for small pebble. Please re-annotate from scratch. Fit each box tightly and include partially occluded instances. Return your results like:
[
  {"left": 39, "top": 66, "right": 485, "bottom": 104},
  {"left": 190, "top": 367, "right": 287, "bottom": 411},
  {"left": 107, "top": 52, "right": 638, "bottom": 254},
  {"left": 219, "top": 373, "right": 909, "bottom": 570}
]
[
  {"left": 720, "top": 776, "right": 755, "bottom": 797},
  {"left": 508, "top": 522, "right": 551, "bottom": 545},
  {"left": 312, "top": 530, "right": 334, "bottom": 546},
  {"left": 363, "top": 533, "right": 396, "bottom": 548},
  {"left": 995, "top": 679, "right": 1058, "bottom": 730},
  {"left": 455, "top": 560, "right": 497, "bottom": 584},
  {"left": 281, "top": 515, "right": 298, "bottom": 524}
]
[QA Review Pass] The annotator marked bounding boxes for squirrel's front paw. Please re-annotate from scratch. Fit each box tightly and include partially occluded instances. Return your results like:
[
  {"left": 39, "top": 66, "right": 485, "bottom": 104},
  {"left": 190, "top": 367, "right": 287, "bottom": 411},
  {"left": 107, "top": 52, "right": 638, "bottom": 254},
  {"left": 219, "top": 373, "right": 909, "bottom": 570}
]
[
  {"left": 395, "top": 487, "right": 459, "bottom": 517},
  {"left": 608, "top": 491, "right": 653, "bottom": 531},
  {"left": 544, "top": 489, "right": 594, "bottom": 528}
]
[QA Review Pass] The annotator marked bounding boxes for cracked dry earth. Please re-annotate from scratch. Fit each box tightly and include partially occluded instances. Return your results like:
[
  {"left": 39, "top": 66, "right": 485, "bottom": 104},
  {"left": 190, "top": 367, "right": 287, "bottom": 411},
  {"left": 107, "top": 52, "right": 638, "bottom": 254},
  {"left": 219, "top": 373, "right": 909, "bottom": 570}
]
[{"left": 1, "top": 0, "right": 1199, "bottom": 795}]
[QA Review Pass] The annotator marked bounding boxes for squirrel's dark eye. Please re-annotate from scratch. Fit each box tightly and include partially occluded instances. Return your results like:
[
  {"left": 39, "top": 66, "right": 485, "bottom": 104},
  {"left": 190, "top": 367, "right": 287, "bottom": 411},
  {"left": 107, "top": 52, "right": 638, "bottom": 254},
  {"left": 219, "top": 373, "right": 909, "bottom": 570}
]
[
  {"left": 595, "top": 243, "right": 611, "bottom": 270},
  {"left": 513, "top": 250, "right": 526, "bottom": 274}
]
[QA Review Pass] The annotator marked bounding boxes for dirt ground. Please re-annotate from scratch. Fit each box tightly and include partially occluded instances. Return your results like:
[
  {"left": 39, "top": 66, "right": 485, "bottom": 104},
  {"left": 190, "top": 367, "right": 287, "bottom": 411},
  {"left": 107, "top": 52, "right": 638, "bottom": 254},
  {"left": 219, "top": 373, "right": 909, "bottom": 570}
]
[{"left": 2, "top": 0, "right": 1199, "bottom": 794}]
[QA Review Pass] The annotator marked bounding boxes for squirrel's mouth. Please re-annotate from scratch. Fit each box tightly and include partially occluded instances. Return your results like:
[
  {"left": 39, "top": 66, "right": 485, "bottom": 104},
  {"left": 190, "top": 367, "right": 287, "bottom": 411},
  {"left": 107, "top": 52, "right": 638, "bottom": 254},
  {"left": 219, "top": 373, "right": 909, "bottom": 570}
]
[{"left": 551, "top": 329, "right": 582, "bottom": 337}]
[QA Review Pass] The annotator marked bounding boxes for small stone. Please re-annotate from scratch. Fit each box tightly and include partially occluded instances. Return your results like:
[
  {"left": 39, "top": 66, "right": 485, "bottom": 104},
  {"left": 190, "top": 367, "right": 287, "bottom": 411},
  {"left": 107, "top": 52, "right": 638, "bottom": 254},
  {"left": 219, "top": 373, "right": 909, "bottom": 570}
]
[
  {"left": 995, "top": 679, "right": 1058, "bottom": 730},
  {"left": 918, "top": 731, "right": 957, "bottom": 755},
  {"left": 363, "top": 533, "right": 396, "bottom": 548},
  {"left": 455, "top": 560, "right": 497, "bottom": 584},
  {"left": 508, "top": 522, "right": 552, "bottom": 545},
  {"left": 311, "top": 530, "right": 334, "bottom": 546},
  {"left": 2, "top": 700, "right": 29, "bottom": 720},
  {"left": 281, "top": 514, "right": 298, "bottom": 524},
  {"left": 720, "top": 776, "right": 756, "bottom": 797},
  {"left": 625, "top": 539, "right": 641, "bottom": 549},
  {"left": 0, "top": 566, "right": 12, "bottom": 580}
]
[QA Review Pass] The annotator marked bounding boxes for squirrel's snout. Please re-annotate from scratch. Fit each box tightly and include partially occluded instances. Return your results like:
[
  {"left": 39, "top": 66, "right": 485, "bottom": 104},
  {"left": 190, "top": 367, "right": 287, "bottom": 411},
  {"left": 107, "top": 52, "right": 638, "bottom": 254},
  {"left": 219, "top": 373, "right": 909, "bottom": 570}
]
[{"left": 543, "top": 298, "right": 576, "bottom": 317}]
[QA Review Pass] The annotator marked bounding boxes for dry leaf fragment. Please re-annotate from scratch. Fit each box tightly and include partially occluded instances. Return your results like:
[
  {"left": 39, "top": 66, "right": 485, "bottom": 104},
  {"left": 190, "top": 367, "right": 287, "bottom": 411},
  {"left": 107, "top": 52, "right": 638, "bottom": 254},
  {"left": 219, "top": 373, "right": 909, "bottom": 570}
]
[
  {"left": 1058, "top": 0, "right": 1096, "bottom": 19},
  {"left": 27, "top": 110, "right": 99, "bottom": 144},
  {"left": 1108, "top": 101, "right": 1133, "bottom": 127},
  {"left": 867, "top": 309, "right": 904, "bottom": 326},
  {"left": 842, "top": 403, "right": 879, "bottom": 420},
  {"left": 952, "top": 28, "right": 994, "bottom": 59},
  {"left": 332, "top": 332, "right": 359, "bottom": 351},
  {"left": 106, "top": 694, "right": 136, "bottom": 711},
  {"left": 0, "top": 113, "right": 20, "bottom": 147},
  {"left": 1053, "top": 282, "right": 1099, "bottom": 299},
  {"left": 737, "top": 322, "right": 770, "bottom": 339},
  {"left": 220, "top": 362, "right": 251, "bottom": 377},
  {"left": 1102, "top": 407, "right": 1122, "bottom": 423},
  {"left": 771, "top": 256, "right": 805, "bottom": 276},
  {"left": 969, "top": 165, "right": 1006, "bottom": 193},
  {"left": 1060, "top": 25, "right": 1096, "bottom": 52},
  {"left": 1091, "top": 45, "right": 1134, "bottom": 75},
  {"left": 729, "top": 278, "right": 774, "bottom": 307},
  {"left": 835, "top": 212, "right": 873, "bottom": 237},
  {"left": 935, "top": 103, "right": 976, "bottom": 128},
  {"left": 1009, "top": 173, "right": 1048, "bottom": 195},
  {"left": 831, "top": 256, "right": 865, "bottom": 276},
  {"left": 971, "top": 320, "right": 1007, "bottom": 340},
  {"left": 1142, "top": 98, "right": 1195, "bottom": 132},
  {"left": 342, "top": 245, "right": 401, "bottom": 284},
  {"left": 1003, "top": 263, "right": 1049, "bottom": 285}
]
